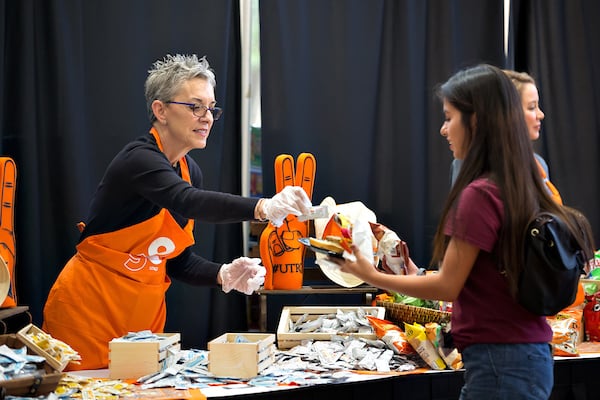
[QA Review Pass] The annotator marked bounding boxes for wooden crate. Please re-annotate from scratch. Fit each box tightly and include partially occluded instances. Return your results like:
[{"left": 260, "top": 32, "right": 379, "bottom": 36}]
[
  {"left": 0, "top": 334, "right": 63, "bottom": 397},
  {"left": 108, "top": 332, "right": 181, "bottom": 379},
  {"left": 16, "top": 323, "right": 73, "bottom": 372},
  {"left": 208, "top": 332, "right": 275, "bottom": 379},
  {"left": 276, "top": 306, "right": 385, "bottom": 349}
]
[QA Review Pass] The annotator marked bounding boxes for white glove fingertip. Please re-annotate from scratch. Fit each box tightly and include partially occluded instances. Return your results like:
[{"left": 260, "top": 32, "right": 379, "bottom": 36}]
[{"left": 246, "top": 276, "right": 265, "bottom": 295}]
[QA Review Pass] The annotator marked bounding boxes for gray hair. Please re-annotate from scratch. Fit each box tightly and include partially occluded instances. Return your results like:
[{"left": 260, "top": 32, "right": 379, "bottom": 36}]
[{"left": 145, "top": 54, "right": 217, "bottom": 123}]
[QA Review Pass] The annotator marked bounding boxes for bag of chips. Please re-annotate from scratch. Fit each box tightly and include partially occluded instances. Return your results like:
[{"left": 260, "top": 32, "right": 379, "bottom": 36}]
[
  {"left": 403, "top": 322, "right": 446, "bottom": 370},
  {"left": 366, "top": 316, "right": 415, "bottom": 355}
]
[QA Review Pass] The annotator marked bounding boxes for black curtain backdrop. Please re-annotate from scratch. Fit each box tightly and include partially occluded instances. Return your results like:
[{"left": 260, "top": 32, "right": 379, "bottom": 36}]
[
  {"left": 0, "top": 0, "right": 248, "bottom": 350},
  {"left": 259, "top": 0, "right": 508, "bottom": 267}
]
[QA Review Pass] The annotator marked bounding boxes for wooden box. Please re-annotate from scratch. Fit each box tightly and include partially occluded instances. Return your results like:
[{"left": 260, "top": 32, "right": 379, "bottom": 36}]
[
  {"left": 108, "top": 332, "right": 181, "bottom": 379},
  {"left": 16, "top": 323, "right": 73, "bottom": 372},
  {"left": 0, "top": 334, "right": 63, "bottom": 397},
  {"left": 208, "top": 332, "right": 276, "bottom": 379},
  {"left": 276, "top": 306, "right": 385, "bottom": 349}
]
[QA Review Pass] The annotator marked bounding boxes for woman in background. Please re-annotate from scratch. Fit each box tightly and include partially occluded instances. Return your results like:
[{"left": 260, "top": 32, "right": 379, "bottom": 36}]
[
  {"left": 451, "top": 69, "right": 562, "bottom": 204},
  {"left": 502, "top": 69, "right": 562, "bottom": 204}
]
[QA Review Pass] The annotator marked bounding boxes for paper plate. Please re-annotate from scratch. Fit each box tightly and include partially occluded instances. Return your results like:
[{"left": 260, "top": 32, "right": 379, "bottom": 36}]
[
  {"left": 313, "top": 197, "right": 377, "bottom": 288},
  {"left": 0, "top": 256, "right": 10, "bottom": 305}
]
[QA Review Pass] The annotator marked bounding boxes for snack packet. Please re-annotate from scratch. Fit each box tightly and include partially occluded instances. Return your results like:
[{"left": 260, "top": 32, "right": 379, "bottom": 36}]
[
  {"left": 424, "top": 322, "right": 442, "bottom": 349},
  {"left": 403, "top": 322, "right": 446, "bottom": 370},
  {"left": 425, "top": 322, "right": 463, "bottom": 369},
  {"left": 583, "top": 291, "right": 600, "bottom": 341},
  {"left": 366, "top": 316, "right": 415, "bottom": 354},
  {"left": 370, "top": 222, "right": 409, "bottom": 274},
  {"left": 547, "top": 314, "right": 581, "bottom": 357}
]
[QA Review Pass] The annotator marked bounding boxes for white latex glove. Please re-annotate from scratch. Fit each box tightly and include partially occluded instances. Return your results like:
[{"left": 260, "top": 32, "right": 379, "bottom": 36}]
[
  {"left": 262, "top": 186, "right": 312, "bottom": 227},
  {"left": 219, "top": 257, "right": 266, "bottom": 295}
]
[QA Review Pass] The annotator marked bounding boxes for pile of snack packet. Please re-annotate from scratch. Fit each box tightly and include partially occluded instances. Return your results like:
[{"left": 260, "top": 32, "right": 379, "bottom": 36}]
[{"left": 367, "top": 316, "right": 462, "bottom": 371}]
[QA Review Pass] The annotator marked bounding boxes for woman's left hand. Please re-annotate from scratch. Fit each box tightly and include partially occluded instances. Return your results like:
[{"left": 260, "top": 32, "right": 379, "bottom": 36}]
[{"left": 220, "top": 257, "right": 267, "bottom": 295}]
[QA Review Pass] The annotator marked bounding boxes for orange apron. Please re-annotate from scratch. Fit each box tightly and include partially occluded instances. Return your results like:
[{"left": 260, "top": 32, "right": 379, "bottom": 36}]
[{"left": 43, "top": 128, "right": 195, "bottom": 370}]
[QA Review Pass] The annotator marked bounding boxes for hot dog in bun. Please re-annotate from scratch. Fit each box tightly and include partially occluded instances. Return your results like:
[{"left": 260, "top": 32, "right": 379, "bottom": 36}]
[{"left": 308, "top": 237, "right": 345, "bottom": 254}]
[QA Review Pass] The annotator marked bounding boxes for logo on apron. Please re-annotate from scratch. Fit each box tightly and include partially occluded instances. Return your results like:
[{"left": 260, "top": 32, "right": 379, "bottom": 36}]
[{"left": 124, "top": 236, "right": 177, "bottom": 272}]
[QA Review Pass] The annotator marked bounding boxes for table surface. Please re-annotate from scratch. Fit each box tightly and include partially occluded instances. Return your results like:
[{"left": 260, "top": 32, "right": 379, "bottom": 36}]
[
  {"left": 0, "top": 306, "right": 29, "bottom": 320},
  {"left": 74, "top": 352, "right": 600, "bottom": 399}
]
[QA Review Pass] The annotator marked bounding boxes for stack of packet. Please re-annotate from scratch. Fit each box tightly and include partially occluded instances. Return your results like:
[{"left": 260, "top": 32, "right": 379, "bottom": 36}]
[{"left": 367, "top": 316, "right": 462, "bottom": 371}]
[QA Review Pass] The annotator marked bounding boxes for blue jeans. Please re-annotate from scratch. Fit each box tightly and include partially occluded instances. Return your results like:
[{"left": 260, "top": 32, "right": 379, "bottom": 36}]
[{"left": 459, "top": 343, "right": 553, "bottom": 400}]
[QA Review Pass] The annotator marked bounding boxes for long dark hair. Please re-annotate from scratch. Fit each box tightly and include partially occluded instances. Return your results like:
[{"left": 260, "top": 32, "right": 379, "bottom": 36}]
[{"left": 431, "top": 64, "right": 594, "bottom": 295}]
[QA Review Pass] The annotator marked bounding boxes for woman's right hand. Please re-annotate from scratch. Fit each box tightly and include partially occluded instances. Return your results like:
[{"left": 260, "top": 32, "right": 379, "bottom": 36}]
[{"left": 261, "top": 186, "right": 312, "bottom": 227}]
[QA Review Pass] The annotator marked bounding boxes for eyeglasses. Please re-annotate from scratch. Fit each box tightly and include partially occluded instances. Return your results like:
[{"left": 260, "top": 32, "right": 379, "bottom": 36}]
[{"left": 165, "top": 101, "right": 223, "bottom": 121}]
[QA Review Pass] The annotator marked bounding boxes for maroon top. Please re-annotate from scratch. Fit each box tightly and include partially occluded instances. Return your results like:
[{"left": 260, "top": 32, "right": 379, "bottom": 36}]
[{"left": 444, "top": 178, "right": 552, "bottom": 351}]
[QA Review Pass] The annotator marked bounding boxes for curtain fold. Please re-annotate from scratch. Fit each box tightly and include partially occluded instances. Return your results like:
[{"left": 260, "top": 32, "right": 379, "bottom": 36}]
[{"left": 259, "top": 0, "right": 506, "bottom": 266}]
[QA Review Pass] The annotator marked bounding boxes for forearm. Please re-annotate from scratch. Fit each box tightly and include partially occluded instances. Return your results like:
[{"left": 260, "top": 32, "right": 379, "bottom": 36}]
[
  {"left": 166, "top": 248, "right": 222, "bottom": 286},
  {"left": 365, "top": 272, "right": 455, "bottom": 302}
]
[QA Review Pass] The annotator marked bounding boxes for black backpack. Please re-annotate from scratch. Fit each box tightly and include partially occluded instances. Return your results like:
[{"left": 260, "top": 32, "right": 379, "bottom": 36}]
[{"left": 517, "top": 212, "right": 588, "bottom": 316}]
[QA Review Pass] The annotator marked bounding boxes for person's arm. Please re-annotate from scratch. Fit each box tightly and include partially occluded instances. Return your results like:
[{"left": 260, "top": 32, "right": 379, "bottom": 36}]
[
  {"left": 121, "top": 147, "right": 257, "bottom": 223},
  {"left": 129, "top": 148, "right": 308, "bottom": 225},
  {"left": 330, "top": 180, "right": 500, "bottom": 302},
  {"left": 330, "top": 237, "right": 478, "bottom": 302},
  {"left": 166, "top": 247, "right": 221, "bottom": 286}
]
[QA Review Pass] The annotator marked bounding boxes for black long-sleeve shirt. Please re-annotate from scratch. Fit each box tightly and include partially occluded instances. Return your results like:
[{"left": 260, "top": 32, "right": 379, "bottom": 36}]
[{"left": 80, "top": 132, "right": 259, "bottom": 286}]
